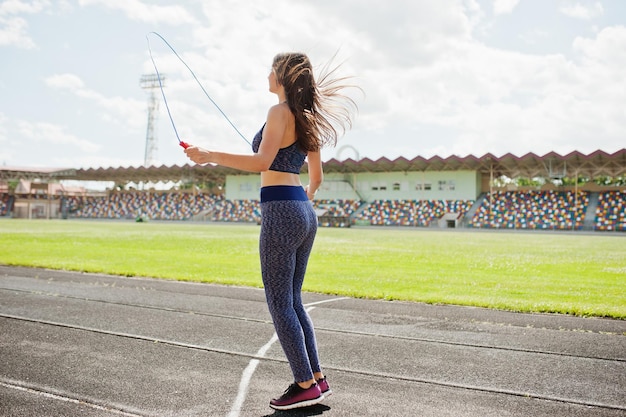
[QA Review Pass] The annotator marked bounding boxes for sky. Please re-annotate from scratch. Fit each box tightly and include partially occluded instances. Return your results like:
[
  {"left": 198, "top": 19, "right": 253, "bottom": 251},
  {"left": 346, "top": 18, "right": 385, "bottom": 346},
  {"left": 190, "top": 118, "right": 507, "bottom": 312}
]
[{"left": 1, "top": 0, "right": 625, "bottom": 171}]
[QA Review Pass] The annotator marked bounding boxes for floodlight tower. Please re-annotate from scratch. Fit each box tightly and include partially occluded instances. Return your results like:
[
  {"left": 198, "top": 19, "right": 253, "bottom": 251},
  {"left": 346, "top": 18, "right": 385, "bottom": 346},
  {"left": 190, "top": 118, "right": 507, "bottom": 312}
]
[{"left": 140, "top": 73, "right": 164, "bottom": 167}]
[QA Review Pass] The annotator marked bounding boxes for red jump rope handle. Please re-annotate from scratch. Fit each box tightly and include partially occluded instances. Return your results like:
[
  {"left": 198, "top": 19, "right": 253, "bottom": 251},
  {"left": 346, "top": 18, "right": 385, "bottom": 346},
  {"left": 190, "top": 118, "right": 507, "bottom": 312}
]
[{"left": 179, "top": 141, "right": 190, "bottom": 149}]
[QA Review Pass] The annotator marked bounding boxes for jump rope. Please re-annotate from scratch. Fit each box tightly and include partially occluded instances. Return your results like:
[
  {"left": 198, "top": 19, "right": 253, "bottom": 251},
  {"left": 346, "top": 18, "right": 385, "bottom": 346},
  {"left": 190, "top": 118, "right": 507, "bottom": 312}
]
[{"left": 146, "top": 31, "right": 251, "bottom": 149}]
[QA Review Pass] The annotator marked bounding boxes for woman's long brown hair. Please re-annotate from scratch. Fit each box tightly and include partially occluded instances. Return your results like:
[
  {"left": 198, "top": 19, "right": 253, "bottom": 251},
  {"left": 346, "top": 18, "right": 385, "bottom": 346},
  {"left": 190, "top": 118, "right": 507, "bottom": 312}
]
[{"left": 272, "top": 52, "right": 359, "bottom": 152}]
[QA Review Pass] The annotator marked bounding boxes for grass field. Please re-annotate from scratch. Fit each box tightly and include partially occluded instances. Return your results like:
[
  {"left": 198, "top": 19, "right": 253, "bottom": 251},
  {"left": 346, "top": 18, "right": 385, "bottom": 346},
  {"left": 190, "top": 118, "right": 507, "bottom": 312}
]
[{"left": 0, "top": 219, "right": 624, "bottom": 319}]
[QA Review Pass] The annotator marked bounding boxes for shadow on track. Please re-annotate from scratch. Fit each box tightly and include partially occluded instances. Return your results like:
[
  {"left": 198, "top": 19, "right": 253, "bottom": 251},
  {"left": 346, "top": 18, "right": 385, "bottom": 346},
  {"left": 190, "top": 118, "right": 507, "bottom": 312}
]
[{"left": 263, "top": 404, "right": 332, "bottom": 417}]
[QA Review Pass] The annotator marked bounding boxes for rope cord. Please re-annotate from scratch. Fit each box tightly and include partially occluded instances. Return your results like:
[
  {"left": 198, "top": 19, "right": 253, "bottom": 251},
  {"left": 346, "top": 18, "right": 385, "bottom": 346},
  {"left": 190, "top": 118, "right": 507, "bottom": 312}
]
[{"left": 146, "top": 32, "right": 251, "bottom": 146}]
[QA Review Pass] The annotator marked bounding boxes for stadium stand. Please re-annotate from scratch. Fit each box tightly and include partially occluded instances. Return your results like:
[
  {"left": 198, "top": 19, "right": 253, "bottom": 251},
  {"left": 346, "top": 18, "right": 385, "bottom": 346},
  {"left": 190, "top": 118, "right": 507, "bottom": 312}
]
[
  {"left": 355, "top": 200, "right": 474, "bottom": 227},
  {"left": 67, "top": 192, "right": 220, "bottom": 221},
  {"left": 595, "top": 190, "right": 626, "bottom": 231},
  {"left": 65, "top": 193, "right": 362, "bottom": 226},
  {"left": 211, "top": 199, "right": 260, "bottom": 223},
  {"left": 313, "top": 199, "right": 361, "bottom": 217},
  {"left": 313, "top": 199, "right": 361, "bottom": 227},
  {"left": 4, "top": 190, "right": 626, "bottom": 232},
  {"left": 469, "top": 190, "right": 589, "bottom": 230}
]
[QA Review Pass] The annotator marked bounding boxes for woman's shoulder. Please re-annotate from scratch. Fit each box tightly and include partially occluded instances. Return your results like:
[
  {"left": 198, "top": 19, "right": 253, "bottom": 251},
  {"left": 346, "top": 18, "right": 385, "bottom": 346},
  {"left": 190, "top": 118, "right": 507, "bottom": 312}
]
[{"left": 267, "top": 102, "right": 291, "bottom": 118}]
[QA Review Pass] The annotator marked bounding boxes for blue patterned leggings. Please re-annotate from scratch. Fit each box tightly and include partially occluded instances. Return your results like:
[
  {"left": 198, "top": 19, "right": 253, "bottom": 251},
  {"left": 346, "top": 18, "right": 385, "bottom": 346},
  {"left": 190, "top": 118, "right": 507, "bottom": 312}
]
[{"left": 259, "top": 186, "right": 321, "bottom": 383}]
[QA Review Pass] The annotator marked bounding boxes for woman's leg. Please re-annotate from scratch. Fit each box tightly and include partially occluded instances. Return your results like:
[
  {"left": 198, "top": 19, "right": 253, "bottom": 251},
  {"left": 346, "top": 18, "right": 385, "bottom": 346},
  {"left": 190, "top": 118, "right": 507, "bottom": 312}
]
[
  {"left": 260, "top": 200, "right": 315, "bottom": 383},
  {"left": 291, "top": 203, "right": 321, "bottom": 375}
]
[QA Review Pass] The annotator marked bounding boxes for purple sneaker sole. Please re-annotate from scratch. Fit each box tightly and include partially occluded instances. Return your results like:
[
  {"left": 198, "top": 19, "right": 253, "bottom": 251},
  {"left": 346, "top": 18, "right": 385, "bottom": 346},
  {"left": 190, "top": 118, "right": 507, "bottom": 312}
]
[{"left": 270, "top": 383, "right": 323, "bottom": 411}]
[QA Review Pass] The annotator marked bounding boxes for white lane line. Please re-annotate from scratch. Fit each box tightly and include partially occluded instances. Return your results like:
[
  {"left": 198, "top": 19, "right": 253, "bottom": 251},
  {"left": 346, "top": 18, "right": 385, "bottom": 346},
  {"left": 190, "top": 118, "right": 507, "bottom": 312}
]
[
  {"left": 0, "top": 380, "right": 144, "bottom": 417},
  {"left": 226, "top": 331, "right": 281, "bottom": 417},
  {"left": 227, "top": 296, "right": 347, "bottom": 417},
  {"left": 304, "top": 297, "right": 349, "bottom": 307}
]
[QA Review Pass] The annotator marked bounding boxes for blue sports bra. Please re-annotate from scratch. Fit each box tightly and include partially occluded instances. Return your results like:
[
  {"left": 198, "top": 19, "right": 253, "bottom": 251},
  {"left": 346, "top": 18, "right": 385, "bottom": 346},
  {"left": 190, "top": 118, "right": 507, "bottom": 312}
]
[{"left": 252, "top": 124, "right": 306, "bottom": 174}]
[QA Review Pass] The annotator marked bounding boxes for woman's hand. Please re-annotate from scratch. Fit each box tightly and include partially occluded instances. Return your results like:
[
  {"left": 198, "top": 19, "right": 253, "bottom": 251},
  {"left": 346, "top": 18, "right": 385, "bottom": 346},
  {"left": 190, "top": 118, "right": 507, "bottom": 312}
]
[
  {"left": 305, "top": 185, "right": 317, "bottom": 200},
  {"left": 184, "top": 145, "right": 217, "bottom": 165}
]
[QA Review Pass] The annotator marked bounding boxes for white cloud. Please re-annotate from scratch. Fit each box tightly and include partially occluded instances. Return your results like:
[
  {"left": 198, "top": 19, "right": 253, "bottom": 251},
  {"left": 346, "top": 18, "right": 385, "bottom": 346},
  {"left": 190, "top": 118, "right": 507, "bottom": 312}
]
[
  {"left": 78, "top": 0, "right": 196, "bottom": 25},
  {"left": 459, "top": 12, "right": 618, "bottom": 156},
  {"left": 518, "top": 28, "right": 550, "bottom": 45},
  {"left": 493, "top": 0, "right": 520, "bottom": 15},
  {"left": 0, "top": 0, "right": 50, "bottom": 15},
  {"left": 16, "top": 120, "right": 101, "bottom": 152},
  {"left": 569, "top": 26, "right": 626, "bottom": 140},
  {"left": 463, "top": 0, "right": 486, "bottom": 34},
  {"left": 573, "top": 25, "right": 626, "bottom": 66},
  {"left": 45, "top": 73, "right": 84, "bottom": 90},
  {"left": 45, "top": 73, "right": 146, "bottom": 130},
  {"left": 0, "top": 1, "right": 74, "bottom": 49},
  {"left": 0, "top": 0, "right": 52, "bottom": 48},
  {"left": 362, "top": 19, "right": 626, "bottom": 158},
  {"left": 0, "top": 16, "right": 34, "bottom": 48},
  {"left": 559, "top": 1, "right": 604, "bottom": 20}
]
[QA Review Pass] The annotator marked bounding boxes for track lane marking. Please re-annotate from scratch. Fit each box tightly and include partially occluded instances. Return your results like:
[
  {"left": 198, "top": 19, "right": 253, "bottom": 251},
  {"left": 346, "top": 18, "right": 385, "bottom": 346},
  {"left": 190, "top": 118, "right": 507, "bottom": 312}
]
[
  {"left": 0, "top": 379, "right": 145, "bottom": 417},
  {"left": 2, "top": 288, "right": 622, "bottom": 362},
  {"left": 1, "top": 314, "right": 624, "bottom": 412},
  {"left": 227, "top": 297, "right": 348, "bottom": 417}
]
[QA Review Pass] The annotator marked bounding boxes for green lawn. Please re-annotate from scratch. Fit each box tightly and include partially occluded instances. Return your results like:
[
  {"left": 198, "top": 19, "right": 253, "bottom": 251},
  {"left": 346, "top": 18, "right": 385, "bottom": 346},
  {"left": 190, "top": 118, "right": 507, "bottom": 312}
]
[{"left": 1, "top": 219, "right": 624, "bottom": 318}]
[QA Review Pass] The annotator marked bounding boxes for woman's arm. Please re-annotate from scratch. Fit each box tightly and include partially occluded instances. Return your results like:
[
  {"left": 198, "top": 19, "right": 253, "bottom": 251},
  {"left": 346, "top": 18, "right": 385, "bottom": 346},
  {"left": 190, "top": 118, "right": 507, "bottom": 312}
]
[
  {"left": 184, "top": 105, "right": 288, "bottom": 172},
  {"left": 305, "top": 150, "right": 323, "bottom": 200}
]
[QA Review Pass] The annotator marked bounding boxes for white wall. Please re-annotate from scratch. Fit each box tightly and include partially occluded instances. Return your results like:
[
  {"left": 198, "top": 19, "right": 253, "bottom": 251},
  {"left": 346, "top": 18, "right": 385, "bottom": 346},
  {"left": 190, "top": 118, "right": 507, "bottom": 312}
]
[{"left": 225, "top": 170, "right": 480, "bottom": 201}]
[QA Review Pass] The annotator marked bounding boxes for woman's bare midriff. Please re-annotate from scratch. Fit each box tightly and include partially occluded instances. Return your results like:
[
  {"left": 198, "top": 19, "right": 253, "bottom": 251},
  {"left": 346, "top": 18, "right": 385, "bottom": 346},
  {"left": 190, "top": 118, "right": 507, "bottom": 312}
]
[{"left": 261, "top": 170, "right": 302, "bottom": 188}]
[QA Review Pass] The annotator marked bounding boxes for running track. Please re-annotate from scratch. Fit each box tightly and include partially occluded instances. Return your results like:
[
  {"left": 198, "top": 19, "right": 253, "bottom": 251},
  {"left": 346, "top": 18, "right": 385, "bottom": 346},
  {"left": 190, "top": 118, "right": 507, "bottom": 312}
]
[{"left": 1, "top": 266, "right": 624, "bottom": 416}]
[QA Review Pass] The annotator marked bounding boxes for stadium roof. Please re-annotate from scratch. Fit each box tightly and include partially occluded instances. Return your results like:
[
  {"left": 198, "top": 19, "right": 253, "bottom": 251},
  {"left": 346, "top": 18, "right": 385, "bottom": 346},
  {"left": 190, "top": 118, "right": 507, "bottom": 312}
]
[
  {"left": 1, "top": 149, "right": 625, "bottom": 185},
  {"left": 322, "top": 149, "right": 626, "bottom": 179},
  {"left": 0, "top": 167, "right": 78, "bottom": 181}
]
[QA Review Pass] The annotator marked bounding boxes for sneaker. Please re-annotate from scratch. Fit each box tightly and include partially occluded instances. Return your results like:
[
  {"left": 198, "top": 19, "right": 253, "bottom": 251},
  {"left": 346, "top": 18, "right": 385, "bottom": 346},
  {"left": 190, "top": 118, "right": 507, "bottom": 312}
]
[
  {"left": 269, "top": 382, "right": 323, "bottom": 410},
  {"left": 317, "top": 377, "right": 332, "bottom": 398}
]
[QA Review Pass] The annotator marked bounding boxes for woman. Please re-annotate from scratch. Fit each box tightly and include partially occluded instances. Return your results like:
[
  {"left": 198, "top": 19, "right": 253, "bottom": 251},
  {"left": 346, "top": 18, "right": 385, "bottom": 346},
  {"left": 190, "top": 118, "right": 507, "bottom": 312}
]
[{"left": 184, "top": 52, "right": 356, "bottom": 410}]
